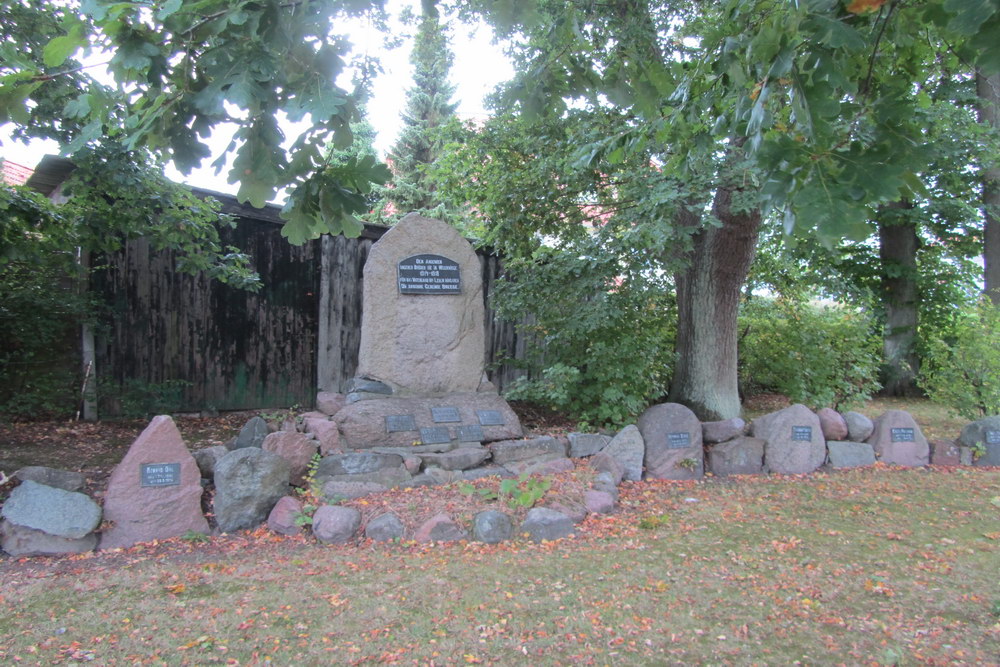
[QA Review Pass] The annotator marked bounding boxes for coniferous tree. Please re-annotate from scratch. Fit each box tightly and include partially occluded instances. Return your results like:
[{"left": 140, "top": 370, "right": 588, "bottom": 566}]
[{"left": 386, "top": 4, "right": 458, "bottom": 218}]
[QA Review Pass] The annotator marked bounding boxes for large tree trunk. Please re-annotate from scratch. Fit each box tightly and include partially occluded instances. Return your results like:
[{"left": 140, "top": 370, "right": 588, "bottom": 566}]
[
  {"left": 668, "top": 187, "right": 761, "bottom": 420},
  {"left": 877, "top": 201, "right": 921, "bottom": 396},
  {"left": 978, "top": 70, "right": 1000, "bottom": 304}
]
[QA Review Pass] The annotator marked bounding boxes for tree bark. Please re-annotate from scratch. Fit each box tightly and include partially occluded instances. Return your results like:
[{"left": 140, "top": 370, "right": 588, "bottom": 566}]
[
  {"left": 877, "top": 201, "right": 921, "bottom": 396},
  {"left": 977, "top": 70, "right": 1000, "bottom": 304},
  {"left": 668, "top": 187, "right": 761, "bottom": 420}
]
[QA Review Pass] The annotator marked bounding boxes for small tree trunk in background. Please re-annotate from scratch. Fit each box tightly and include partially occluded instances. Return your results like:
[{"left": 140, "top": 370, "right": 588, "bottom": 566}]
[
  {"left": 878, "top": 201, "right": 921, "bottom": 396},
  {"left": 977, "top": 69, "right": 1000, "bottom": 304},
  {"left": 669, "top": 187, "right": 761, "bottom": 420}
]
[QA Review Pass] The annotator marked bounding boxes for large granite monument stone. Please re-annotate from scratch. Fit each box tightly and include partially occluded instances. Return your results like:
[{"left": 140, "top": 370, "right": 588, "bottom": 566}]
[{"left": 335, "top": 214, "right": 523, "bottom": 449}]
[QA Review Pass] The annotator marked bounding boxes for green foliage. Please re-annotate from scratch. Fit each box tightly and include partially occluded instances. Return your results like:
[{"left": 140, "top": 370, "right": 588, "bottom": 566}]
[
  {"left": 0, "top": 184, "right": 91, "bottom": 420},
  {"left": 920, "top": 299, "right": 1000, "bottom": 419},
  {"left": 294, "top": 453, "right": 326, "bottom": 527},
  {"left": 180, "top": 530, "right": 210, "bottom": 543},
  {"left": 677, "top": 458, "right": 699, "bottom": 471},
  {"left": 739, "top": 298, "right": 882, "bottom": 410},
  {"left": 500, "top": 475, "right": 551, "bottom": 509},
  {"left": 637, "top": 513, "right": 671, "bottom": 530},
  {"left": 1, "top": 0, "right": 389, "bottom": 243},
  {"left": 433, "top": 112, "right": 680, "bottom": 428},
  {"left": 500, "top": 248, "right": 676, "bottom": 428},
  {"left": 64, "top": 144, "right": 261, "bottom": 290},
  {"left": 459, "top": 474, "right": 552, "bottom": 510},
  {"left": 457, "top": 480, "right": 499, "bottom": 502}
]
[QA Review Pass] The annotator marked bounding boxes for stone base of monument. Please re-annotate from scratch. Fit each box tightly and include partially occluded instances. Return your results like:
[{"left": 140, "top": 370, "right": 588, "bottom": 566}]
[{"left": 333, "top": 391, "right": 523, "bottom": 449}]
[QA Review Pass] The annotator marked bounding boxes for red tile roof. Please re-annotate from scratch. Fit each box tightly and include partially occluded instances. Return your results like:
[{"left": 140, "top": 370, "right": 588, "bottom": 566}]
[{"left": 1, "top": 158, "right": 34, "bottom": 186}]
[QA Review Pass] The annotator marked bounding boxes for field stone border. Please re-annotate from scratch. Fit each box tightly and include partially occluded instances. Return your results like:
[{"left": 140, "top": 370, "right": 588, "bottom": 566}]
[{"left": 4, "top": 405, "right": 992, "bottom": 558}]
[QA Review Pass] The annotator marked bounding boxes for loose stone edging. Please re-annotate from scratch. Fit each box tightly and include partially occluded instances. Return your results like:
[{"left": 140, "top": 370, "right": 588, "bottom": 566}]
[{"left": 2, "top": 402, "right": 998, "bottom": 557}]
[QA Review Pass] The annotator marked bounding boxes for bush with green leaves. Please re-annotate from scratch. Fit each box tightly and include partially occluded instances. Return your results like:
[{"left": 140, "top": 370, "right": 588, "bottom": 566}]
[
  {"left": 0, "top": 185, "right": 92, "bottom": 420},
  {"left": 738, "top": 297, "right": 881, "bottom": 410},
  {"left": 498, "top": 246, "right": 675, "bottom": 429},
  {"left": 920, "top": 299, "right": 1000, "bottom": 420}
]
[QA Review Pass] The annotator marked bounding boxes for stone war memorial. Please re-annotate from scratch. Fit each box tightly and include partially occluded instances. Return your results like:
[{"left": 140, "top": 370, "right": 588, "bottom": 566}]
[
  {"left": 6, "top": 216, "right": 1000, "bottom": 555},
  {"left": 333, "top": 213, "right": 524, "bottom": 450}
]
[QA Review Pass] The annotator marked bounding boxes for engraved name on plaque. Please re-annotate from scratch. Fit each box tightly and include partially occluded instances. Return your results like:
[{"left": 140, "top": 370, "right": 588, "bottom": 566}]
[
  {"left": 667, "top": 432, "right": 691, "bottom": 449},
  {"left": 457, "top": 425, "right": 485, "bottom": 442},
  {"left": 890, "top": 427, "right": 915, "bottom": 443},
  {"left": 140, "top": 463, "right": 181, "bottom": 488},
  {"left": 397, "top": 254, "right": 461, "bottom": 294},
  {"left": 385, "top": 415, "right": 417, "bottom": 433},
  {"left": 791, "top": 426, "right": 812, "bottom": 442},
  {"left": 419, "top": 426, "right": 452, "bottom": 445},
  {"left": 986, "top": 430, "right": 1000, "bottom": 445},
  {"left": 431, "top": 406, "right": 461, "bottom": 423},
  {"left": 477, "top": 410, "right": 504, "bottom": 426}
]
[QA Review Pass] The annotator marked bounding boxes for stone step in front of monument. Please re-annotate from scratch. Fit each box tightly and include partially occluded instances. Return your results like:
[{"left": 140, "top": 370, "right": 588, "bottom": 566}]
[{"left": 333, "top": 392, "right": 523, "bottom": 449}]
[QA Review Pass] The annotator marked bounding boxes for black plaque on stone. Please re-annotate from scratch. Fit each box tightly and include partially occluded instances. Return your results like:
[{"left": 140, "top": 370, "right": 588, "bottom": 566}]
[
  {"left": 986, "top": 430, "right": 1000, "bottom": 445},
  {"left": 457, "top": 425, "right": 485, "bottom": 442},
  {"left": 419, "top": 426, "right": 452, "bottom": 445},
  {"left": 477, "top": 410, "right": 504, "bottom": 426},
  {"left": 791, "top": 426, "right": 812, "bottom": 442},
  {"left": 141, "top": 463, "right": 181, "bottom": 488},
  {"left": 398, "top": 254, "right": 462, "bottom": 295},
  {"left": 385, "top": 415, "right": 417, "bottom": 433},
  {"left": 891, "top": 427, "right": 915, "bottom": 443},
  {"left": 431, "top": 406, "right": 461, "bottom": 423},
  {"left": 667, "top": 432, "right": 691, "bottom": 449}
]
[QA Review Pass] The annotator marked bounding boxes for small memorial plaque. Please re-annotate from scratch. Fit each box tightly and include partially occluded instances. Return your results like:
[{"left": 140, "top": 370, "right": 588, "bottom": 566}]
[
  {"left": 419, "top": 426, "right": 452, "bottom": 445},
  {"left": 140, "top": 463, "right": 181, "bottom": 488},
  {"left": 385, "top": 415, "right": 417, "bottom": 433},
  {"left": 791, "top": 426, "right": 813, "bottom": 442},
  {"left": 986, "top": 430, "right": 1000, "bottom": 445},
  {"left": 398, "top": 254, "right": 461, "bottom": 295},
  {"left": 457, "top": 425, "right": 485, "bottom": 442},
  {"left": 477, "top": 409, "right": 504, "bottom": 426},
  {"left": 891, "top": 427, "right": 915, "bottom": 443},
  {"left": 667, "top": 432, "right": 691, "bottom": 449},
  {"left": 431, "top": 406, "right": 461, "bottom": 423}
]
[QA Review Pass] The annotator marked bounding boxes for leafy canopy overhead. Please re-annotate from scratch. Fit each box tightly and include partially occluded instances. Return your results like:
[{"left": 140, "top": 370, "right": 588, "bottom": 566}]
[
  {"left": 464, "top": 0, "right": 1000, "bottom": 245},
  {"left": 0, "top": 0, "right": 391, "bottom": 244}
]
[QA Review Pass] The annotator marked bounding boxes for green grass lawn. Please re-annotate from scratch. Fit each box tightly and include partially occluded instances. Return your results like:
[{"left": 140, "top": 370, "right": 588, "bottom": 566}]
[{"left": 2, "top": 466, "right": 998, "bottom": 665}]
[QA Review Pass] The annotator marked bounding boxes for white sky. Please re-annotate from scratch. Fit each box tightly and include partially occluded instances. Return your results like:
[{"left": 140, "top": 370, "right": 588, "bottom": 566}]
[{"left": 0, "top": 0, "right": 513, "bottom": 198}]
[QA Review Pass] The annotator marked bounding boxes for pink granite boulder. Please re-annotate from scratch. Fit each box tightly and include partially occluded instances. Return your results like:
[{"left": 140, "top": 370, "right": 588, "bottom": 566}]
[{"left": 100, "top": 416, "right": 210, "bottom": 549}]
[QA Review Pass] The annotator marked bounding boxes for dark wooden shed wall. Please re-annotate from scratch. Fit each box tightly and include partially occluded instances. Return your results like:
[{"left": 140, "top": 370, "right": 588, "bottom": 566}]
[
  {"left": 94, "top": 207, "right": 528, "bottom": 414},
  {"left": 93, "top": 217, "right": 320, "bottom": 412}
]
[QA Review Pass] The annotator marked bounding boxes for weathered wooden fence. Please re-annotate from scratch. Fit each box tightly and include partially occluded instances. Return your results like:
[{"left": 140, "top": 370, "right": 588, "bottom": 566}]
[{"left": 92, "top": 195, "right": 528, "bottom": 415}]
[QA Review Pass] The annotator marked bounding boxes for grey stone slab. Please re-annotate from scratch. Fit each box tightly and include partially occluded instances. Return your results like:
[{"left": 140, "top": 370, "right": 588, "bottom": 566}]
[
  {"left": 318, "top": 452, "right": 403, "bottom": 477},
  {"left": 489, "top": 436, "right": 565, "bottom": 464},
  {"left": 1, "top": 480, "right": 101, "bottom": 539},
  {"left": 213, "top": 448, "right": 290, "bottom": 533},
  {"left": 959, "top": 416, "right": 1000, "bottom": 466},
  {"left": 335, "top": 393, "right": 522, "bottom": 448},
  {"left": 2, "top": 519, "right": 97, "bottom": 557},
  {"left": 826, "top": 441, "right": 876, "bottom": 468},
  {"left": 366, "top": 513, "right": 405, "bottom": 542},
  {"left": 13, "top": 466, "right": 85, "bottom": 492},
  {"left": 707, "top": 437, "right": 765, "bottom": 477},
  {"left": 602, "top": 425, "right": 645, "bottom": 481},
  {"left": 520, "top": 508, "right": 574, "bottom": 542},
  {"left": 472, "top": 510, "right": 513, "bottom": 544},
  {"left": 567, "top": 432, "right": 610, "bottom": 458},
  {"left": 702, "top": 418, "right": 746, "bottom": 444}
]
